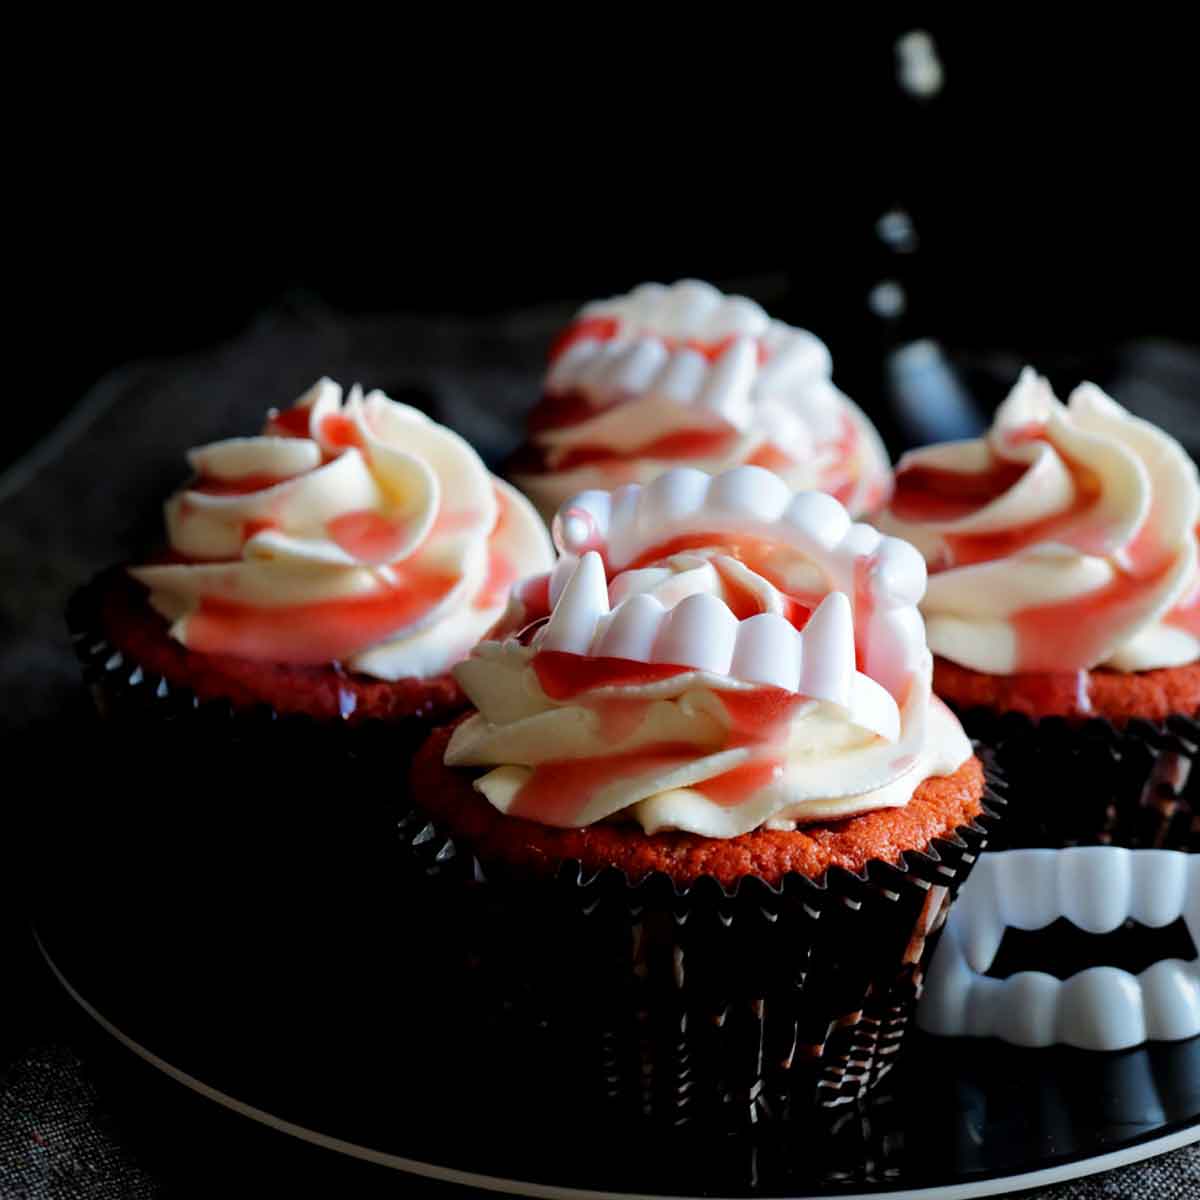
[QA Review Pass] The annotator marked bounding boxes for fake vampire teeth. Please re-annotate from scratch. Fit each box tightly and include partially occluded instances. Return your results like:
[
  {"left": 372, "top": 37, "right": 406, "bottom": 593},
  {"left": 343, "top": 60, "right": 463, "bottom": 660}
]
[
  {"left": 550, "top": 465, "right": 928, "bottom": 700},
  {"left": 918, "top": 847, "right": 1200, "bottom": 1051}
]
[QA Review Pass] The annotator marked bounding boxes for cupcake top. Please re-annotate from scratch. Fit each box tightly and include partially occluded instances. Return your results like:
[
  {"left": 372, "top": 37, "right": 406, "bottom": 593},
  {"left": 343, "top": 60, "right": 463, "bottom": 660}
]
[
  {"left": 510, "top": 280, "right": 892, "bottom": 521},
  {"left": 877, "top": 368, "right": 1200, "bottom": 675},
  {"left": 131, "top": 379, "right": 553, "bottom": 680},
  {"left": 445, "top": 466, "right": 971, "bottom": 837}
]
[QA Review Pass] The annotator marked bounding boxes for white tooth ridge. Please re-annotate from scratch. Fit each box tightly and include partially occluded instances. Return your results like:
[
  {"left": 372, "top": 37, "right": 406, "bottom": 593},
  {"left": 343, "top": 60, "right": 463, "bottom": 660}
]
[
  {"left": 994, "top": 849, "right": 1060, "bottom": 930},
  {"left": 1060, "top": 846, "right": 1131, "bottom": 934},
  {"left": 654, "top": 347, "right": 709, "bottom": 407},
  {"left": 695, "top": 337, "right": 757, "bottom": 425},
  {"left": 550, "top": 465, "right": 929, "bottom": 703},
  {"left": 593, "top": 593, "right": 666, "bottom": 662},
  {"left": 729, "top": 613, "right": 802, "bottom": 692},
  {"left": 651, "top": 592, "right": 739, "bottom": 675},
  {"left": 707, "top": 464, "right": 792, "bottom": 523},
  {"left": 1130, "top": 850, "right": 1190, "bottom": 927},
  {"left": 919, "top": 848, "right": 1200, "bottom": 1051},
  {"left": 796, "top": 593, "right": 854, "bottom": 709},
  {"left": 1057, "top": 969, "right": 1145, "bottom": 1050},
  {"left": 540, "top": 552, "right": 609, "bottom": 654},
  {"left": 1141, "top": 960, "right": 1200, "bottom": 1041}
]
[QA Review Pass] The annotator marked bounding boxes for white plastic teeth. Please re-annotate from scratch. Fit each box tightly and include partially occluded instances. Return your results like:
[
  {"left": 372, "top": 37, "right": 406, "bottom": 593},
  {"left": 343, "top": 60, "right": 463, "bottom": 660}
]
[
  {"left": 534, "top": 551, "right": 898, "bottom": 738},
  {"left": 550, "top": 466, "right": 928, "bottom": 699},
  {"left": 546, "top": 280, "right": 832, "bottom": 429},
  {"left": 918, "top": 848, "right": 1200, "bottom": 1051}
]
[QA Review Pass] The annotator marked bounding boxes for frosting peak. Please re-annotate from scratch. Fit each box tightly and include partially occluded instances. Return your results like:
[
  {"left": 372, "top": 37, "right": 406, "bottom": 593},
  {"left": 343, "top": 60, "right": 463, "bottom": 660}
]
[
  {"left": 447, "top": 466, "right": 970, "bottom": 837},
  {"left": 878, "top": 368, "right": 1200, "bottom": 674},
  {"left": 131, "top": 379, "right": 553, "bottom": 679},
  {"left": 512, "top": 280, "right": 892, "bottom": 520}
]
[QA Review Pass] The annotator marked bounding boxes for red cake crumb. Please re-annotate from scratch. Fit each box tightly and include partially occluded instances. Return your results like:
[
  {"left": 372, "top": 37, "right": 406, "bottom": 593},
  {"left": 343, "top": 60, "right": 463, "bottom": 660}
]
[
  {"left": 933, "top": 656, "right": 1200, "bottom": 724},
  {"left": 411, "top": 722, "right": 987, "bottom": 887},
  {"left": 91, "top": 567, "right": 467, "bottom": 724}
]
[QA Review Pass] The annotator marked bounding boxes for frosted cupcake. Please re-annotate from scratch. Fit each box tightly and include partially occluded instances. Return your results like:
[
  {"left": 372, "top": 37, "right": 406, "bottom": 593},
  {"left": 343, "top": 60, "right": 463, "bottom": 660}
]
[
  {"left": 508, "top": 280, "right": 892, "bottom": 522},
  {"left": 877, "top": 367, "right": 1200, "bottom": 850},
  {"left": 69, "top": 378, "right": 552, "bottom": 747},
  {"left": 406, "top": 466, "right": 1000, "bottom": 1124}
]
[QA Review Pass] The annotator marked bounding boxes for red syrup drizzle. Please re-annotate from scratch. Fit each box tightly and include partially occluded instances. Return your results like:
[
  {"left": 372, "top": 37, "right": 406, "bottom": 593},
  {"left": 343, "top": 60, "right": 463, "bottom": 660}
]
[
  {"left": 745, "top": 443, "right": 797, "bottom": 473},
  {"left": 327, "top": 510, "right": 420, "bottom": 562},
  {"left": 184, "top": 565, "right": 460, "bottom": 664},
  {"left": 513, "top": 655, "right": 806, "bottom": 823},
  {"left": 891, "top": 428, "right": 1191, "bottom": 671},
  {"left": 190, "top": 473, "right": 295, "bottom": 496},
  {"left": 621, "top": 535, "right": 818, "bottom": 631},
  {"left": 552, "top": 426, "right": 738, "bottom": 471},
  {"left": 267, "top": 406, "right": 314, "bottom": 438},
  {"left": 473, "top": 487, "right": 517, "bottom": 611}
]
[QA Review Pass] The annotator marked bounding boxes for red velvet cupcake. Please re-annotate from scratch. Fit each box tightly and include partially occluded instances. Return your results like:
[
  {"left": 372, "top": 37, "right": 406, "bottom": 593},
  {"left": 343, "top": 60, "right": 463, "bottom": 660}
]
[
  {"left": 404, "top": 466, "right": 1001, "bottom": 1126},
  {"left": 69, "top": 378, "right": 553, "bottom": 754},
  {"left": 508, "top": 280, "right": 892, "bottom": 523},
  {"left": 877, "top": 368, "right": 1200, "bottom": 850}
]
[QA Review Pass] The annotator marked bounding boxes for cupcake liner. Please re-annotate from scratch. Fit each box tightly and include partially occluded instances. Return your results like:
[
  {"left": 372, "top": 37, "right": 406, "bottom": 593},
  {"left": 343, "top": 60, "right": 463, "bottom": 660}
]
[
  {"left": 66, "top": 577, "right": 444, "bottom": 775},
  {"left": 395, "top": 756, "right": 1005, "bottom": 1129},
  {"left": 954, "top": 706, "right": 1200, "bottom": 852}
]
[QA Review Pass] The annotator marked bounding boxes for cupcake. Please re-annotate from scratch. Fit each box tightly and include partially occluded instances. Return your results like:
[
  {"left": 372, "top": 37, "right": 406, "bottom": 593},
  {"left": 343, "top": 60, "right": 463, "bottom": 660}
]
[
  {"left": 875, "top": 368, "right": 1200, "bottom": 1053},
  {"left": 877, "top": 367, "right": 1200, "bottom": 851},
  {"left": 405, "top": 466, "right": 1000, "bottom": 1125},
  {"left": 508, "top": 280, "right": 892, "bottom": 523},
  {"left": 69, "top": 378, "right": 553, "bottom": 752}
]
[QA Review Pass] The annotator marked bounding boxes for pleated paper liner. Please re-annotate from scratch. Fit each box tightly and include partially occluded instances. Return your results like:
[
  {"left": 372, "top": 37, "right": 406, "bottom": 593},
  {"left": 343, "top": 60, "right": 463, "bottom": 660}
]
[
  {"left": 395, "top": 755, "right": 1006, "bottom": 1130},
  {"left": 65, "top": 572, "right": 460, "bottom": 780},
  {"left": 953, "top": 706, "right": 1200, "bottom": 852}
]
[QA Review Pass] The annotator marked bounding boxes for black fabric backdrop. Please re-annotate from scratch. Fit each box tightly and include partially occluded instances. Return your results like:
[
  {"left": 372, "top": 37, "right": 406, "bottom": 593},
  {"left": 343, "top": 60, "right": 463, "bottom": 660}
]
[{"left": 3, "top": 299, "right": 1200, "bottom": 1197}]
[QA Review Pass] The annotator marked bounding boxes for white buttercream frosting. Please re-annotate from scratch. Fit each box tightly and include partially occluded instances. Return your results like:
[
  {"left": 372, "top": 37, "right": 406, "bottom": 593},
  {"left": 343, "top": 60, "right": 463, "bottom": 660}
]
[
  {"left": 130, "top": 378, "right": 553, "bottom": 679},
  {"left": 511, "top": 280, "right": 892, "bottom": 521},
  {"left": 877, "top": 369, "right": 1200, "bottom": 674},
  {"left": 446, "top": 466, "right": 972, "bottom": 836}
]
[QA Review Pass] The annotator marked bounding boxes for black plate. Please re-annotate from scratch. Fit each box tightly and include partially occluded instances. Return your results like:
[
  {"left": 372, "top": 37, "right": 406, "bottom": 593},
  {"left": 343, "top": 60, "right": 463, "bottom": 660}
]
[{"left": 31, "top": 730, "right": 1200, "bottom": 1200}]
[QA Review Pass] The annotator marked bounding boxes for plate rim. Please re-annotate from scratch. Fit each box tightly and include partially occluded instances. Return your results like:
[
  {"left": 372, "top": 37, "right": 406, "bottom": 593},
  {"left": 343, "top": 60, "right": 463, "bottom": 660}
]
[{"left": 34, "top": 926, "right": 1200, "bottom": 1200}]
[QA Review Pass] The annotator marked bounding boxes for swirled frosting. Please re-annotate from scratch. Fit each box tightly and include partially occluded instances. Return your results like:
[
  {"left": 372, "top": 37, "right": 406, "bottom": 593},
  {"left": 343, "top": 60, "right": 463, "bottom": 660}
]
[
  {"left": 445, "top": 466, "right": 971, "bottom": 836},
  {"left": 877, "top": 368, "right": 1200, "bottom": 674},
  {"left": 131, "top": 379, "right": 553, "bottom": 679},
  {"left": 510, "top": 280, "right": 892, "bottom": 522}
]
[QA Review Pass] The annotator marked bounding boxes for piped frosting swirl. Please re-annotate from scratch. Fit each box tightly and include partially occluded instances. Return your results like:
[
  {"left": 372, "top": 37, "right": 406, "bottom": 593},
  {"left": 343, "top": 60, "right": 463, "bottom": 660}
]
[
  {"left": 131, "top": 379, "right": 553, "bottom": 679},
  {"left": 511, "top": 280, "right": 892, "bottom": 521},
  {"left": 446, "top": 465, "right": 971, "bottom": 837},
  {"left": 877, "top": 369, "right": 1200, "bottom": 674}
]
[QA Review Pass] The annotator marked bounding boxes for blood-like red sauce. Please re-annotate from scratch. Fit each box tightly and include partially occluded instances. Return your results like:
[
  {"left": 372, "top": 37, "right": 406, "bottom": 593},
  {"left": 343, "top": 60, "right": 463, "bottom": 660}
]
[
  {"left": 1012, "top": 560, "right": 1177, "bottom": 672},
  {"left": 241, "top": 519, "right": 277, "bottom": 542},
  {"left": 546, "top": 316, "right": 621, "bottom": 363},
  {"left": 552, "top": 427, "right": 737, "bottom": 471},
  {"left": 745, "top": 443, "right": 796, "bottom": 473},
  {"left": 890, "top": 461, "right": 1030, "bottom": 524},
  {"left": 267, "top": 406, "right": 314, "bottom": 438},
  {"left": 184, "top": 566, "right": 460, "bottom": 664},
  {"left": 532, "top": 651, "right": 690, "bottom": 700},
  {"left": 327, "top": 510, "right": 420, "bottom": 562},
  {"left": 191, "top": 473, "right": 293, "bottom": 497},
  {"left": 512, "top": 661, "right": 809, "bottom": 822},
  {"left": 506, "top": 742, "right": 699, "bottom": 825},
  {"left": 1167, "top": 579, "right": 1200, "bottom": 638},
  {"left": 320, "top": 413, "right": 361, "bottom": 450},
  {"left": 694, "top": 761, "right": 783, "bottom": 807}
]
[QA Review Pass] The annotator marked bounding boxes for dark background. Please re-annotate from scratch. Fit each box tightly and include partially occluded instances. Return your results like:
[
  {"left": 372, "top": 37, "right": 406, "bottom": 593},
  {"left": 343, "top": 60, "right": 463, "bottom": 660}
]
[{"left": 21, "top": 21, "right": 1199, "bottom": 470}]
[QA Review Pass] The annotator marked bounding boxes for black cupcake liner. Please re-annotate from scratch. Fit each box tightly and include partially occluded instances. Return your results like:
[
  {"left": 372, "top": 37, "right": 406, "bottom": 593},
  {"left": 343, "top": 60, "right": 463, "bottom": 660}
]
[
  {"left": 65, "top": 575, "right": 450, "bottom": 774},
  {"left": 395, "top": 756, "right": 1005, "bottom": 1130},
  {"left": 953, "top": 706, "right": 1200, "bottom": 852}
]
